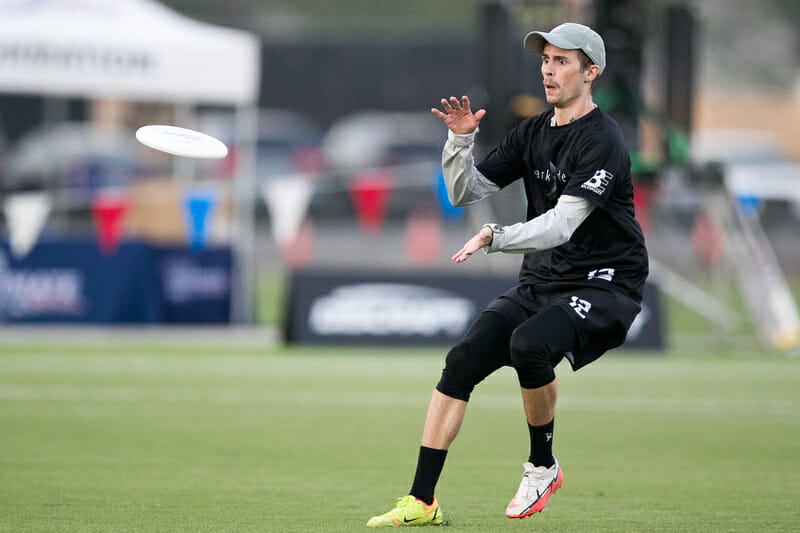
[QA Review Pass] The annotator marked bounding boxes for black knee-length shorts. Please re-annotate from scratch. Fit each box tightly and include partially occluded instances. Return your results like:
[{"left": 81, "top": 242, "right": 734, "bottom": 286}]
[
  {"left": 435, "top": 282, "right": 642, "bottom": 401},
  {"left": 487, "top": 283, "right": 642, "bottom": 370}
]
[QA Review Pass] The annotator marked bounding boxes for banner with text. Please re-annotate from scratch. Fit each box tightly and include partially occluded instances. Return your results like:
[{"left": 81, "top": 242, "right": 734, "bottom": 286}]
[
  {"left": 0, "top": 239, "right": 231, "bottom": 323},
  {"left": 286, "top": 269, "right": 665, "bottom": 349}
]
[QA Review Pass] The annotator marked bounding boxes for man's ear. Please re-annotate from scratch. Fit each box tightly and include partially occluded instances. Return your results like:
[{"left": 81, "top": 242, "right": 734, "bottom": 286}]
[{"left": 584, "top": 64, "right": 600, "bottom": 83}]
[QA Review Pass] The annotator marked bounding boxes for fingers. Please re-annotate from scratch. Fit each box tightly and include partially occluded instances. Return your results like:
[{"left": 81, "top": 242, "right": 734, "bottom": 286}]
[
  {"left": 434, "top": 96, "right": 472, "bottom": 114},
  {"left": 451, "top": 233, "right": 483, "bottom": 263},
  {"left": 451, "top": 242, "right": 468, "bottom": 262},
  {"left": 432, "top": 95, "right": 486, "bottom": 132},
  {"left": 451, "top": 248, "right": 471, "bottom": 263}
]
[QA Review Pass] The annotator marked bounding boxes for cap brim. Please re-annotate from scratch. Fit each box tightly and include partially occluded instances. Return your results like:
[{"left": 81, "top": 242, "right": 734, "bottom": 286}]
[{"left": 524, "top": 31, "right": 580, "bottom": 53}]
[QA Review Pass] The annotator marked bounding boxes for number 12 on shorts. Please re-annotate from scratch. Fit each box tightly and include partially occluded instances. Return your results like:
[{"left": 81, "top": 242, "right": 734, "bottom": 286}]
[{"left": 569, "top": 296, "right": 592, "bottom": 319}]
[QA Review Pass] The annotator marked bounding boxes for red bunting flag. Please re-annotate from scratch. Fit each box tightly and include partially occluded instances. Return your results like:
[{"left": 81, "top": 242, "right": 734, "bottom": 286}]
[
  {"left": 632, "top": 182, "right": 653, "bottom": 235},
  {"left": 91, "top": 194, "right": 128, "bottom": 254},
  {"left": 691, "top": 209, "right": 723, "bottom": 265},
  {"left": 405, "top": 211, "right": 442, "bottom": 267},
  {"left": 348, "top": 171, "right": 392, "bottom": 234},
  {"left": 279, "top": 222, "right": 313, "bottom": 267}
]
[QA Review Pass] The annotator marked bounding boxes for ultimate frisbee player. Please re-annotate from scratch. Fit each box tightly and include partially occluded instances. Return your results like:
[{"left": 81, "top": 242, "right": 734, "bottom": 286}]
[{"left": 367, "top": 22, "right": 648, "bottom": 526}]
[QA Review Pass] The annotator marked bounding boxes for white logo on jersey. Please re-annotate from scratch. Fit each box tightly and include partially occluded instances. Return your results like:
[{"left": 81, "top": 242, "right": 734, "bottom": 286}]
[
  {"left": 569, "top": 296, "right": 592, "bottom": 319},
  {"left": 581, "top": 169, "right": 613, "bottom": 195},
  {"left": 588, "top": 268, "right": 615, "bottom": 282}
]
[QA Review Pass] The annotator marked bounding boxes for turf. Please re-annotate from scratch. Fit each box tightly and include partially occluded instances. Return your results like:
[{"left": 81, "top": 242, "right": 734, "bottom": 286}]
[{"left": 0, "top": 343, "right": 798, "bottom": 532}]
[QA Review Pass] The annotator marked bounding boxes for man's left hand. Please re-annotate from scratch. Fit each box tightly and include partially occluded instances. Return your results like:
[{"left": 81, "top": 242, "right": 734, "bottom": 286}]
[{"left": 451, "top": 226, "right": 494, "bottom": 263}]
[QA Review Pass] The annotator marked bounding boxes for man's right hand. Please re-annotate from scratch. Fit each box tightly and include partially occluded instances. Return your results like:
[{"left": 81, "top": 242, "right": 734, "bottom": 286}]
[{"left": 431, "top": 95, "right": 486, "bottom": 135}]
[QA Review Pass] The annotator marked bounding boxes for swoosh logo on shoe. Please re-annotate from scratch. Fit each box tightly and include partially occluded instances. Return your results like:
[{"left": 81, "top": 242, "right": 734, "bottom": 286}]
[{"left": 403, "top": 517, "right": 420, "bottom": 524}]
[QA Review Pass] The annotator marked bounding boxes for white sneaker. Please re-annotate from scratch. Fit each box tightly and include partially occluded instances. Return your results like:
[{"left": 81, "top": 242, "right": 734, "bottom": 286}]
[{"left": 505, "top": 458, "right": 563, "bottom": 519}]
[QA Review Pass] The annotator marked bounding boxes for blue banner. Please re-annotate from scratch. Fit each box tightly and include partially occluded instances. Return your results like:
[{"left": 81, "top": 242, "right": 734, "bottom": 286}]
[{"left": 0, "top": 239, "right": 231, "bottom": 323}]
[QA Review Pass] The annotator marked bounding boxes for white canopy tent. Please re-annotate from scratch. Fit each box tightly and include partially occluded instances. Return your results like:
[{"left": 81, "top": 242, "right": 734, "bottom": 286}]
[
  {"left": 0, "top": 0, "right": 262, "bottom": 322},
  {"left": 0, "top": 0, "right": 260, "bottom": 104}
]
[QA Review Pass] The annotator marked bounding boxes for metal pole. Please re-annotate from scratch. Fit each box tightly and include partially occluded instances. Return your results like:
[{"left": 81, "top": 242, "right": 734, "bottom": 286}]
[{"left": 230, "top": 105, "right": 258, "bottom": 323}]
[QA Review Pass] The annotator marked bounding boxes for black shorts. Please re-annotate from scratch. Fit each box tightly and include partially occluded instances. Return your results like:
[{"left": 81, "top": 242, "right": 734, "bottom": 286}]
[{"left": 486, "top": 283, "right": 642, "bottom": 371}]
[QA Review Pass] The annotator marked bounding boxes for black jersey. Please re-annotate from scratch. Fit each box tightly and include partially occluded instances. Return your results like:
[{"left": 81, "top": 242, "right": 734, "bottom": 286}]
[{"left": 476, "top": 107, "right": 648, "bottom": 300}]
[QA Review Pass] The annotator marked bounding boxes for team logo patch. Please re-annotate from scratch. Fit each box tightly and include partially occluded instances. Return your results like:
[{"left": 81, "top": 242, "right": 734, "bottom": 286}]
[{"left": 581, "top": 169, "right": 613, "bottom": 195}]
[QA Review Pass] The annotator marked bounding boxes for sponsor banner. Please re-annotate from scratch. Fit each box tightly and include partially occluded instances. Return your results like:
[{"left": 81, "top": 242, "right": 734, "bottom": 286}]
[
  {"left": 286, "top": 269, "right": 665, "bottom": 349},
  {"left": 0, "top": 239, "right": 231, "bottom": 323},
  {"left": 286, "top": 269, "right": 514, "bottom": 346},
  {"left": 157, "top": 248, "right": 231, "bottom": 323}
]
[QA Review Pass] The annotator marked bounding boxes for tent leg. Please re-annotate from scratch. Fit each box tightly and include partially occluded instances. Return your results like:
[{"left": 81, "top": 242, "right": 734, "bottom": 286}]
[{"left": 230, "top": 105, "right": 259, "bottom": 324}]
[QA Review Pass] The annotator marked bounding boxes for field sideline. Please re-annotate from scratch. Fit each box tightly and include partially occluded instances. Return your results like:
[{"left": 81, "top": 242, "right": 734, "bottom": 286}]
[{"left": 0, "top": 342, "right": 798, "bottom": 532}]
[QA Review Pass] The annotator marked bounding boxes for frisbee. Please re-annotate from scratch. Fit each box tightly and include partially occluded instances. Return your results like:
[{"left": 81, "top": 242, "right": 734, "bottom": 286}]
[{"left": 135, "top": 125, "right": 228, "bottom": 159}]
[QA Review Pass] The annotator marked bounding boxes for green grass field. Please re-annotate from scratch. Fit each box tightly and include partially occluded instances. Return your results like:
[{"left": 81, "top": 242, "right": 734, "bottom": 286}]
[{"left": 1, "top": 342, "right": 798, "bottom": 532}]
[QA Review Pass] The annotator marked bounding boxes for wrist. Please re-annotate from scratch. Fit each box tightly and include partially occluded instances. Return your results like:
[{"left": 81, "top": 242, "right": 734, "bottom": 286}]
[
  {"left": 447, "top": 128, "right": 478, "bottom": 145},
  {"left": 480, "top": 223, "right": 502, "bottom": 245}
]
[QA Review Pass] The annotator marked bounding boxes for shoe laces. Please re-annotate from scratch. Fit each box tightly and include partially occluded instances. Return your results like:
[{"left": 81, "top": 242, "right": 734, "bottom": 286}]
[
  {"left": 519, "top": 464, "right": 552, "bottom": 498},
  {"left": 395, "top": 495, "right": 417, "bottom": 508}
]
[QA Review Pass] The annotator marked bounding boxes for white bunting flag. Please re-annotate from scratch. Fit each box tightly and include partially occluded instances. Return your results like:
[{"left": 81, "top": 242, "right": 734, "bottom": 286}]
[
  {"left": 261, "top": 176, "right": 314, "bottom": 247},
  {"left": 3, "top": 192, "right": 53, "bottom": 259}
]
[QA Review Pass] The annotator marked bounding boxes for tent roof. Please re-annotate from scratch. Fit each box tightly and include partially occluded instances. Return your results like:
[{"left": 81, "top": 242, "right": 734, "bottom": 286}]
[{"left": 0, "top": 0, "right": 261, "bottom": 105}]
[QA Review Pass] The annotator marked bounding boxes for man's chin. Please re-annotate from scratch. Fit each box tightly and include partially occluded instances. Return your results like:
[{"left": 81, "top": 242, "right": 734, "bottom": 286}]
[{"left": 544, "top": 94, "right": 559, "bottom": 106}]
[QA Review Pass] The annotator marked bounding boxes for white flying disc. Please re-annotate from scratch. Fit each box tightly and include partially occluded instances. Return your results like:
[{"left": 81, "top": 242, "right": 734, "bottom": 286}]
[{"left": 135, "top": 125, "right": 228, "bottom": 159}]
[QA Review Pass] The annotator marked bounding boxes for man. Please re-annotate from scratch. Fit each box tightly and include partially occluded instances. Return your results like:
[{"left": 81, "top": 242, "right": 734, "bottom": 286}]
[{"left": 367, "top": 22, "right": 648, "bottom": 527}]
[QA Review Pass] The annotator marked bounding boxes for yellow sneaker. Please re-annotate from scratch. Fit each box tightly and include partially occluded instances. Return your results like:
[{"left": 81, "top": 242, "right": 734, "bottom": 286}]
[{"left": 366, "top": 495, "right": 443, "bottom": 527}]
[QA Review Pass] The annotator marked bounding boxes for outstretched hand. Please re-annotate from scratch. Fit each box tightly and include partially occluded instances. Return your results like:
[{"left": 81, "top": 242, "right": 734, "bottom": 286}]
[
  {"left": 451, "top": 226, "right": 494, "bottom": 263},
  {"left": 431, "top": 95, "right": 486, "bottom": 135}
]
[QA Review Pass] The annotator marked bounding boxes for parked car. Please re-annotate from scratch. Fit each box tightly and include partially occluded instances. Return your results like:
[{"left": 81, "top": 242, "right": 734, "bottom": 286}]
[
  {"left": 2, "top": 121, "right": 161, "bottom": 204},
  {"left": 318, "top": 111, "right": 447, "bottom": 219},
  {"left": 690, "top": 128, "right": 800, "bottom": 211},
  {"left": 198, "top": 108, "right": 324, "bottom": 183},
  {"left": 322, "top": 110, "right": 445, "bottom": 173}
]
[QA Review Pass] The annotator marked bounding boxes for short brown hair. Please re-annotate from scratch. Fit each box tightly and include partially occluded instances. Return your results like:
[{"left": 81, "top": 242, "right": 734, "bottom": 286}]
[
  {"left": 578, "top": 49, "right": 598, "bottom": 88},
  {"left": 577, "top": 49, "right": 594, "bottom": 71}
]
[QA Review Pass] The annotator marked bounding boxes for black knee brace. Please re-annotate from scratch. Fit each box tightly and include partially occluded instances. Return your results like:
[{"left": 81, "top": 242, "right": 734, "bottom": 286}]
[
  {"left": 436, "top": 310, "right": 516, "bottom": 401},
  {"left": 509, "top": 326, "right": 557, "bottom": 390},
  {"left": 436, "top": 343, "right": 480, "bottom": 402},
  {"left": 509, "top": 305, "right": 579, "bottom": 389}
]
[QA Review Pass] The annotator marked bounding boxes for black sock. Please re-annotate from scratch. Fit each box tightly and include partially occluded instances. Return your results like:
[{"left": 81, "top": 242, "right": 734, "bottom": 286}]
[
  {"left": 528, "top": 418, "right": 555, "bottom": 468},
  {"left": 409, "top": 446, "right": 447, "bottom": 505}
]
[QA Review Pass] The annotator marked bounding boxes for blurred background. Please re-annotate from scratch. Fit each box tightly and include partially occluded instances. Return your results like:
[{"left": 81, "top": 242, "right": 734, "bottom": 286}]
[{"left": 1, "top": 0, "right": 799, "bottom": 353}]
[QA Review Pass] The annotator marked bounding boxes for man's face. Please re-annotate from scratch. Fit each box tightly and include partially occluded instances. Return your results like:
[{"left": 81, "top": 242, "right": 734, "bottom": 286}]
[{"left": 540, "top": 43, "right": 591, "bottom": 108}]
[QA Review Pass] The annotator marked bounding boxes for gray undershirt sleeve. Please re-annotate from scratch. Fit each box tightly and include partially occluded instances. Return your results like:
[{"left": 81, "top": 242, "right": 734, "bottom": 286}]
[
  {"left": 441, "top": 129, "right": 500, "bottom": 206},
  {"left": 485, "top": 195, "right": 596, "bottom": 253}
]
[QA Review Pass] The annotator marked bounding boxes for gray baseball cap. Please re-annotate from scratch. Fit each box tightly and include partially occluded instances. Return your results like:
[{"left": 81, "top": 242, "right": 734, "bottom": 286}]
[{"left": 524, "top": 22, "right": 606, "bottom": 75}]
